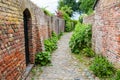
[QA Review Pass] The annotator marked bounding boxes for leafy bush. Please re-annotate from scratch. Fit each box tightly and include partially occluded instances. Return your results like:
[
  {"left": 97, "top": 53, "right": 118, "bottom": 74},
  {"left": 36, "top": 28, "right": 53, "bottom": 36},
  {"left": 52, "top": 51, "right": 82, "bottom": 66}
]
[
  {"left": 58, "top": 32, "right": 63, "bottom": 40},
  {"left": 35, "top": 32, "right": 60, "bottom": 66},
  {"left": 44, "top": 39, "right": 56, "bottom": 52},
  {"left": 65, "top": 20, "right": 74, "bottom": 32},
  {"left": 35, "top": 51, "right": 51, "bottom": 66},
  {"left": 83, "top": 47, "right": 95, "bottom": 57},
  {"left": 71, "top": 19, "right": 78, "bottom": 27},
  {"left": 44, "top": 32, "right": 58, "bottom": 53},
  {"left": 51, "top": 32, "right": 58, "bottom": 44},
  {"left": 90, "top": 55, "right": 115, "bottom": 78},
  {"left": 79, "top": 0, "right": 95, "bottom": 14},
  {"left": 115, "top": 70, "right": 120, "bottom": 80},
  {"left": 69, "top": 22, "right": 92, "bottom": 53}
]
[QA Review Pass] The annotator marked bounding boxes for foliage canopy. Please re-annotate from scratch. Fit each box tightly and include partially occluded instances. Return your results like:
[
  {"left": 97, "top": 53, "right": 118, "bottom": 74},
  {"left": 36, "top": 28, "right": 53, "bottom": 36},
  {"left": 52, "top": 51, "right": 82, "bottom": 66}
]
[
  {"left": 57, "top": 0, "right": 79, "bottom": 16},
  {"left": 78, "top": 0, "right": 95, "bottom": 14},
  {"left": 57, "top": 0, "right": 95, "bottom": 15}
]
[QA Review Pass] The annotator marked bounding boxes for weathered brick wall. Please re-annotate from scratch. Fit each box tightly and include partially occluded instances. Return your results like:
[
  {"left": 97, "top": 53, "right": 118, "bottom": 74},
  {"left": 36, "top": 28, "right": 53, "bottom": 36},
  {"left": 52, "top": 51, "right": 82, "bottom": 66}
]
[
  {"left": 83, "top": 14, "right": 95, "bottom": 25},
  {"left": 52, "top": 16, "right": 59, "bottom": 34},
  {"left": 93, "top": 0, "right": 120, "bottom": 68},
  {"left": 0, "top": 0, "right": 65, "bottom": 79},
  {"left": 59, "top": 18, "right": 65, "bottom": 33},
  {"left": 95, "top": 0, "right": 120, "bottom": 10},
  {"left": 51, "top": 16, "right": 64, "bottom": 34}
]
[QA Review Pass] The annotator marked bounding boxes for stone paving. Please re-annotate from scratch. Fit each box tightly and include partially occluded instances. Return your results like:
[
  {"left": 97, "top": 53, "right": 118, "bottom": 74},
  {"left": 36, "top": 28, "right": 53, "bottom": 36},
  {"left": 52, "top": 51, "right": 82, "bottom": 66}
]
[{"left": 27, "top": 32, "right": 99, "bottom": 80}]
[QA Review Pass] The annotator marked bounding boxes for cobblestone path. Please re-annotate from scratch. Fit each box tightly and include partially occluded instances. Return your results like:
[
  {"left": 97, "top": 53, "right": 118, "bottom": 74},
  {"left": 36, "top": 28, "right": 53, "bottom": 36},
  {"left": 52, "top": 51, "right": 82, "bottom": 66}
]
[
  {"left": 27, "top": 32, "right": 99, "bottom": 80},
  {"left": 35, "top": 32, "right": 84, "bottom": 80}
]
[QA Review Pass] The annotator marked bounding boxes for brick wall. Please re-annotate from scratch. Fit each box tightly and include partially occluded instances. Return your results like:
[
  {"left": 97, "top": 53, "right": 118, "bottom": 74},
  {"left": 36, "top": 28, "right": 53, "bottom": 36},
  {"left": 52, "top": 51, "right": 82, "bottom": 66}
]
[
  {"left": 92, "top": 0, "right": 120, "bottom": 68},
  {"left": 59, "top": 18, "right": 65, "bottom": 33},
  {"left": 95, "top": 0, "right": 120, "bottom": 11},
  {"left": 0, "top": 0, "right": 65, "bottom": 79},
  {"left": 51, "top": 16, "right": 64, "bottom": 35},
  {"left": 52, "top": 16, "right": 59, "bottom": 34},
  {"left": 83, "top": 14, "right": 95, "bottom": 25}
]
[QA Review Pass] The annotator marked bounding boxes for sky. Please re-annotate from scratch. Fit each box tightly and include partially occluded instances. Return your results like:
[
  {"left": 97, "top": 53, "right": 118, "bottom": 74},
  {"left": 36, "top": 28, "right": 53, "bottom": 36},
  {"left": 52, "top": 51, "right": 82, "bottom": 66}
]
[
  {"left": 30, "top": 0, "right": 79, "bottom": 19},
  {"left": 30, "top": 0, "right": 59, "bottom": 14}
]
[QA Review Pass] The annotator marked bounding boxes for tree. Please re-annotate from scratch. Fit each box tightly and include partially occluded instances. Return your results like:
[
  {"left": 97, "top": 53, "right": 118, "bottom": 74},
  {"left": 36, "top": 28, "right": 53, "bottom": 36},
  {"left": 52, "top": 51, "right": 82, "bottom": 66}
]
[
  {"left": 60, "top": 5, "right": 73, "bottom": 17},
  {"left": 56, "top": 7, "right": 73, "bottom": 20},
  {"left": 79, "top": 0, "right": 95, "bottom": 14},
  {"left": 58, "top": 0, "right": 96, "bottom": 15},
  {"left": 57, "top": 0, "right": 79, "bottom": 17}
]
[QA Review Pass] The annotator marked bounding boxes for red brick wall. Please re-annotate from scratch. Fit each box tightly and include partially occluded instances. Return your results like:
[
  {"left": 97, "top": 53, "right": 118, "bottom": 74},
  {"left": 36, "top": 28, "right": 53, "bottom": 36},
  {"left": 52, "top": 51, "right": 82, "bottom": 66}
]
[
  {"left": 94, "top": 0, "right": 120, "bottom": 10},
  {"left": 51, "top": 16, "right": 64, "bottom": 34},
  {"left": 0, "top": 0, "right": 65, "bottom": 79},
  {"left": 59, "top": 18, "right": 65, "bottom": 33},
  {"left": 93, "top": 0, "right": 120, "bottom": 68}
]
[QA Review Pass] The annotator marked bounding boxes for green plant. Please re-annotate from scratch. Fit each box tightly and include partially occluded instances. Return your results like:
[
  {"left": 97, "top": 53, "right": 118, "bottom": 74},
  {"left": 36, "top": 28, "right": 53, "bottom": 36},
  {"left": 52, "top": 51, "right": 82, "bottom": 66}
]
[
  {"left": 51, "top": 32, "right": 58, "bottom": 44},
  {"left": 79, "top": 0, "right": 95, "bottom": 14},
  {"left": 115, "top": 70, "right": 120, "bottom": 80},
  {"left": 44, "top": 39, "right": 57, "bottom": 53},
  {"left": 69, "top": 23, "right": 92, "bottom": 53},
  {"left": 58, "top": 32, "right": 63, "bottom": 39},
  {"left": 35, "top": 51, "right": 51, "bottom": 66},
  {"left": 65, "top": 20, "right": 74, "bottom": 32},
  {"left": 71, "top": 19, "right": 78, "bottom": 26},
  {"left": 57, "top": 0, "right": 79, "bottom": 17},
  {"left": 83, "top": 47, "right": 95, "bottom": 57},
  {"left": 59, "top": 5, "right": 73, "bottom": 17},
  {"left": 90, "top": 55, "right": 115, "bottom": 78},
  {"left": 44, "top": 32, "right": 58, "bottom": 52}
]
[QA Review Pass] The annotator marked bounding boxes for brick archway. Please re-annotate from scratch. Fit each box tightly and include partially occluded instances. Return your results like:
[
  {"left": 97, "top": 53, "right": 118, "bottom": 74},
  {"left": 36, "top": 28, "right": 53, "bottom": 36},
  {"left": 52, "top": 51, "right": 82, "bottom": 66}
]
[{"left": 23, "top": 9, "right": 32, "bottom": 66}]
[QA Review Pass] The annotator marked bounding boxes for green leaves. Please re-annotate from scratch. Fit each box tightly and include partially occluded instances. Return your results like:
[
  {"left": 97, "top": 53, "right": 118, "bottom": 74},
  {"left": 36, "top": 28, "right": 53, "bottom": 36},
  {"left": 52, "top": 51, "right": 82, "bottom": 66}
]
[
  {"left": 35, "top": 32, "right": 59, "bottom": 66},
  {"left": 90, "top": 55, "right": 115, "bottom": 78},
  {"left": 35, "top": 51, "right": 51, "bottom": 66},
  {"left": 57, "top": 0, "right": 95, "bottom": 15},
  {"left": 60, "top": 5, "right": 73, "bottom": 17},
  {"left": 69, "top": 23, "right": 92, "bottom": 54},
  {"left": 82, "top": 47, "right": 95, "bottom": 57},
  {"left": 115, "top": 70, "right": 120, "bottom": 80},
  {"left": 65, "top": 20, "right": 74, "bottom": 32},
  {"left": 78, "top": 0, "right": 95, "bottom": 14},
  {"left": 58, "top": 32, "right": 63, "bottom": 39},
  {"left": 57, "top": 0, "right": 78, "bottom": 17},
  {"left": 44, "top": 32, "right": 58, "bottom": 53}
]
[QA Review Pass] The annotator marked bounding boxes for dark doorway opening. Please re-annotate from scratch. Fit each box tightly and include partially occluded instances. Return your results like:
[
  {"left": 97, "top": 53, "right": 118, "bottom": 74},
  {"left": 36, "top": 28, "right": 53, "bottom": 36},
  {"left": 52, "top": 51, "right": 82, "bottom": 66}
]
[{"left": 23, "top": 9, "right": 31, "bottom": 66}]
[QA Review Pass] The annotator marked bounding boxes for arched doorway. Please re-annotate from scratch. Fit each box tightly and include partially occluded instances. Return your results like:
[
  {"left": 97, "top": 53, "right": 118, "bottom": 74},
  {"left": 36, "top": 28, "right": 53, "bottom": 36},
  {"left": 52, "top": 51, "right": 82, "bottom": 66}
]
[{"left": 23, "top": 9, "right": 32, "bottom": 66}]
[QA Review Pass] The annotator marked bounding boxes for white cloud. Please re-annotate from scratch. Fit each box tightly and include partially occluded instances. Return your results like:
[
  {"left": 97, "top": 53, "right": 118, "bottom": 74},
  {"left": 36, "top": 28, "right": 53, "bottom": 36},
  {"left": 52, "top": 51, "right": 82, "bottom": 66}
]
[{"left": 30, "top": 0, "right": 59, "bottom": 13}]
